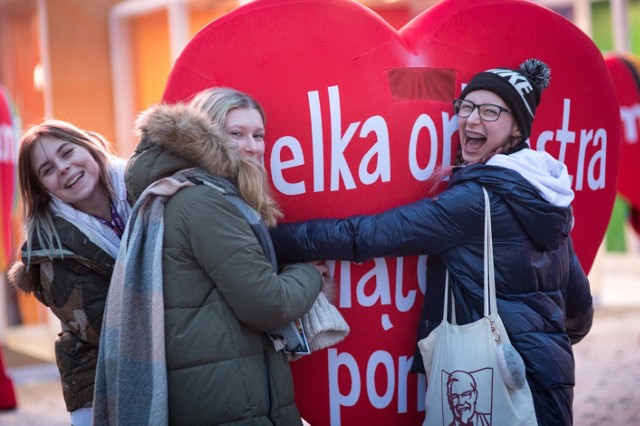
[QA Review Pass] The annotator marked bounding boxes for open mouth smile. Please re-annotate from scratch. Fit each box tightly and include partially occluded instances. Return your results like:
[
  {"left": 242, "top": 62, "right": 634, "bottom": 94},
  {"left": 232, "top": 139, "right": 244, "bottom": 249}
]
[
  {"left": 65, "top": 171, "right": 84, "bottom": 189},
  {"left": 464, "top": 132, "right": 486, "bottom": 154}
]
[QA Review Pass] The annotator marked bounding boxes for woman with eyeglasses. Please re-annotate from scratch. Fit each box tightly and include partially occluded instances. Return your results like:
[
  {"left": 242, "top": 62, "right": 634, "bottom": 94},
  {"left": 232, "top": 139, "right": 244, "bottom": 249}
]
[{"left": 270, "top": 59, "right": 593, "bottom": 425}]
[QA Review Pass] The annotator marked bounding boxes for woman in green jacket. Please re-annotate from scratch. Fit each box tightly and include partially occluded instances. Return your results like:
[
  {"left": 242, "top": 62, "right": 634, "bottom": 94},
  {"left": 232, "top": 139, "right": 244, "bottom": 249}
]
[{"left": 93, "top": 88, "right": 325, "bottom": 425}]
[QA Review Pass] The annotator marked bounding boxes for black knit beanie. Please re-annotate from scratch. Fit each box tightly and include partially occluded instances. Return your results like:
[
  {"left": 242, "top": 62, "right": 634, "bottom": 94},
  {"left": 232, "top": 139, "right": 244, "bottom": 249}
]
[{"left": 459, "top": 58, "right": 551, "bottom": 141}]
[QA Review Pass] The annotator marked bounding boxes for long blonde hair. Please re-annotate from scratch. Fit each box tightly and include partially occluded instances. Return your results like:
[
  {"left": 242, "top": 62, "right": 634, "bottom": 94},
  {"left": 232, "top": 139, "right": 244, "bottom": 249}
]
[
  {"left": 17, "top": 120, "right": 117, "bottom": 260},
  {"left": 189, "top": 87, "right": 282, "bottom": 226}
]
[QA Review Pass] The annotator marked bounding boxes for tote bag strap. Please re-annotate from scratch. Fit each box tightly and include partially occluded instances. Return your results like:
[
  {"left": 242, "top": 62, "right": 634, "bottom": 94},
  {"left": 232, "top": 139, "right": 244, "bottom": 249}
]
[
  {"left": 483, "top": 186, "right": 498, "bottom": 318},
  {"left": 442, "top": 270, "right": 458, "bottom": 324},
  {"left": 443, "top": 187, "right": 496, "bottom": 323}
]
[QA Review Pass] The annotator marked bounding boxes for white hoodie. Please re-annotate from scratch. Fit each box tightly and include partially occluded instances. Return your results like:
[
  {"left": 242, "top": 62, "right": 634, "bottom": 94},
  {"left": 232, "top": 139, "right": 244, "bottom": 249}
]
[{"left": 487, "top": 149, "right": 574, "bottom": 208}]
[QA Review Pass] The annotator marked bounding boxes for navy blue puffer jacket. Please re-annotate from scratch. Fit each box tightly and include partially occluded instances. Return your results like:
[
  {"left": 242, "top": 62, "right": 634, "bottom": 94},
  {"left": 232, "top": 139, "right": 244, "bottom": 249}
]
[{"left": 271, "top": 162, "right": 593, "bottom": 426}]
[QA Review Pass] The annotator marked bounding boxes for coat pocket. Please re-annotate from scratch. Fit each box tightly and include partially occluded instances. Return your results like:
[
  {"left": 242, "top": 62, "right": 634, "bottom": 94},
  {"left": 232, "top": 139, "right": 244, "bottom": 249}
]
[{"left": 55, "top": 331, "right": 98, "bottom": 411}]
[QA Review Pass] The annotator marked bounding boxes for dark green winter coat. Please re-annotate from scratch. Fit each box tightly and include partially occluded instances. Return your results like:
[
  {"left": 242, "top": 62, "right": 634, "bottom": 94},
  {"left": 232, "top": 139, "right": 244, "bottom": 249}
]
[{"left": 127, "top": 103, "right": 322, "bottom": 425}]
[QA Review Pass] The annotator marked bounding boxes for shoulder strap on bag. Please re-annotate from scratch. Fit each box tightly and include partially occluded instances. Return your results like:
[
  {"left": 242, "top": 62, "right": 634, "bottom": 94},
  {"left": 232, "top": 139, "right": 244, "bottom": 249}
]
[
  {"left": 442, "top": 270, "right": 456, "bottom": 324},
  {"left": 443, "top": 187, "right": 498, "bottom": 323},
  {"left": 483, "top": 186, "right": 498, "bottom": 318}
]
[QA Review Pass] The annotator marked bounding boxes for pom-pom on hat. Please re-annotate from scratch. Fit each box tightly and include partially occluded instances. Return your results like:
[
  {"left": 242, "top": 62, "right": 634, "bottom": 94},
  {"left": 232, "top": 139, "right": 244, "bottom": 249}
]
[{"left": 459, "top": 58, "right": 551, "bottom": 141}]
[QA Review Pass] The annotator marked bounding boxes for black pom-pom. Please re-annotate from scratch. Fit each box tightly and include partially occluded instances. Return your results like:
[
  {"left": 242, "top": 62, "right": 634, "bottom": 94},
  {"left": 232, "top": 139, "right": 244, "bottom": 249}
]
[{"left": 520, "top": 58, "right": 551, "bottom": 91}]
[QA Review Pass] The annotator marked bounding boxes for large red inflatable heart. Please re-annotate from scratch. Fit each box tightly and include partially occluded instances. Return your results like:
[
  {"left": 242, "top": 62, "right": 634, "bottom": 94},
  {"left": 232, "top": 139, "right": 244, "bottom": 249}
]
[
  {"left": 605, "top": 53, "right": 640, "bottom": 230},
  {"left": 163, "top": 0, "right": 620, "bottom": 424}
]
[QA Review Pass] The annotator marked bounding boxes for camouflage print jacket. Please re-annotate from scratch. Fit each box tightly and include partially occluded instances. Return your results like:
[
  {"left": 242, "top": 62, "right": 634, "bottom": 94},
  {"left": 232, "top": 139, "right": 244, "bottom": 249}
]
[{"left": 8, "top": 216, "right": 116, "bottom": 412}]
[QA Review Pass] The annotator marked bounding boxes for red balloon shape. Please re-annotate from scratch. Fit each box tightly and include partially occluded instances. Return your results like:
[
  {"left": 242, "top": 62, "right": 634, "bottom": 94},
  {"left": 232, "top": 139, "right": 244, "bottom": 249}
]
[
  {"left": 604, "top": 53, "right": 640, "bottom": 221},
  {"left": 163, "top": 0, "right": 621, "bottom": 424},
  {"left": 0, "top": 85, "right": 18, "bottom": 272}
]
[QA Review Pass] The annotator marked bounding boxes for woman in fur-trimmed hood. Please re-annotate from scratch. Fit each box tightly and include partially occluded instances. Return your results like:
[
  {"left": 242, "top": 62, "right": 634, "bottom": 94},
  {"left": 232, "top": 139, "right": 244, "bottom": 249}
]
[{"left": 93, "top": 88, "right": 324, "bottom": 425}]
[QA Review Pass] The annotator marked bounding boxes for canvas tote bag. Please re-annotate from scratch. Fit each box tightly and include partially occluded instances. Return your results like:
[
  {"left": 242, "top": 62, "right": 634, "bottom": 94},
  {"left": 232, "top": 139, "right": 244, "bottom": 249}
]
[{"left": 419, "top": 187, "right": 537, "bottom": 426}]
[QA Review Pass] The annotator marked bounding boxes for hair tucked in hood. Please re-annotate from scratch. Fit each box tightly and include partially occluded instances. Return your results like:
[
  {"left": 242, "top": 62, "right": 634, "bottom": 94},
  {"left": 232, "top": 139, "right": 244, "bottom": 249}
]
[{"left": 128, "top": 102, "right": 282, "bottom": 226}]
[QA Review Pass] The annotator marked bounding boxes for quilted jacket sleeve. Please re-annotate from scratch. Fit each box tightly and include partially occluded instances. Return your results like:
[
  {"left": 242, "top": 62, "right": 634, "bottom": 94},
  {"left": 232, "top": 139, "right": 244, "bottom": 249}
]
[
  {"left": 186, "top": 187, "right": 323, "bottom": 331},
  {"left": 271, "top": 187, "right": 470, "bottom": 264},
  {"left": 564, "top": 238, "right": 594, "bottom": 344}
]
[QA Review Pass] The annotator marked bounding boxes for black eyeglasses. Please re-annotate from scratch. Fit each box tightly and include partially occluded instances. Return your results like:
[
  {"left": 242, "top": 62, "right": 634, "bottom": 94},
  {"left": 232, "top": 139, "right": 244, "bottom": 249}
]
[{"left": 452, "top": 99, "right": 511, "bottom": 122}]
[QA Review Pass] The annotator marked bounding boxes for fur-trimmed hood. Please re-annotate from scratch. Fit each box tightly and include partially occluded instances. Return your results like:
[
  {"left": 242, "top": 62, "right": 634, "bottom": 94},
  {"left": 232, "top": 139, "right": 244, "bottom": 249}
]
[{"left": 126, "top": 103, "right": 238, "bottom": 203}]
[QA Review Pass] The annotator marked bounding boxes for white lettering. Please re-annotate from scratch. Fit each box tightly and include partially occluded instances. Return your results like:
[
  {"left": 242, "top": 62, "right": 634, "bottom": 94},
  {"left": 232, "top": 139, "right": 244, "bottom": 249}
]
[
  {"left": 367, "top": 351, "right": 395, "bottom": 408},
  {"left": 395, "top": 257, "right": 417, "bottom": 313},
  {"left": 309, "top": 90, "right": 325, "bottom": 192},
  {"left": 417, "top": 255, "right": 427, "bottom": 295},
  {"left": 535, "top": 98, "right": 607, "bottom": 191},
  {"left": 336, "top": 260, "right": 352, "bottom": 308},
  {"left": 358, "top": 115, "right": 390, "bottom": 185},
  {"left": 442, "top": 112, "right": 457, "bottom": 171},
  {"left": 270, "top": 90, "right": 610, "bottom": 197},
  {"left": 556, "top": 98, "right": 576, "bottom": 163},
  {"left": 328, "top": 349, "right": 426, "bottom": 423},
  {"left": 328, "top": 349, "right": 360, "bottom": 426},
  {"left": 586, "top": 128, "right": 607, "bottom": 190},
  {"left": 333, "top": 257, "right": 426, "bottom": 311},
  {"left": 575, "top": 129, "right": 591, "bottom": 190},
  {"left": 269, "top": 85, "right": 452, "bottom": 195},
  {"left": 408, "top": 114, "right": 438, "bottom": 181},
  {"left": 329, "top": 86, "right": 359, "bottom": 191},
  {"left": 357, "top": 258, "right": 391, "bottom": 307},
  {"left": 270, "top": 136, "right": 305, "bottom": 195},
  {"left": 620, "top": 103, "right": 640, "bottom": 144}
]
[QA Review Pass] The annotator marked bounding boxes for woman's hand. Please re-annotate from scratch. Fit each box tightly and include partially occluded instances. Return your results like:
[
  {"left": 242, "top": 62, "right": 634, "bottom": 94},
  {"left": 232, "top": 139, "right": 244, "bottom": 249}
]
[
  {"left": 308, "top": 261, "right": 336, "bottom": 304},
  {"left": 308, "top": 260, "right": 329, "bottom": 278}
]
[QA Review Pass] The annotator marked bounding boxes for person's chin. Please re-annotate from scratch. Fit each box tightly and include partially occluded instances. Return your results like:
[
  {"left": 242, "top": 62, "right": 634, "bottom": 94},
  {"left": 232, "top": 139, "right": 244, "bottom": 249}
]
[
  {"left": 462, "top": 155, "right": 480, "bottom": 164},
  {"left": 461, "top": 147, "right": 479, "bottom": 163}
]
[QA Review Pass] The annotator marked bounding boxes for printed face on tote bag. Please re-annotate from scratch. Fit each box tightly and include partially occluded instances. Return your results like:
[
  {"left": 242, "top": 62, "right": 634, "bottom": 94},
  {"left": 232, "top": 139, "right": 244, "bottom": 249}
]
[{"left": 445, "top": 370, "right": 492, "bottom": 426}]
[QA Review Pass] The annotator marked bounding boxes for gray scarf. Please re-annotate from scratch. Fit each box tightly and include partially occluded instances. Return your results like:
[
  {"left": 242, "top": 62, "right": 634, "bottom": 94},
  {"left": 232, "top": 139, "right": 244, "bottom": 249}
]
[
  {"left": 93, "top": 167, "right": 348, "bottom": 425},
  {"left": 93, "top": 168, "right": 304, "bottom": 425}
]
